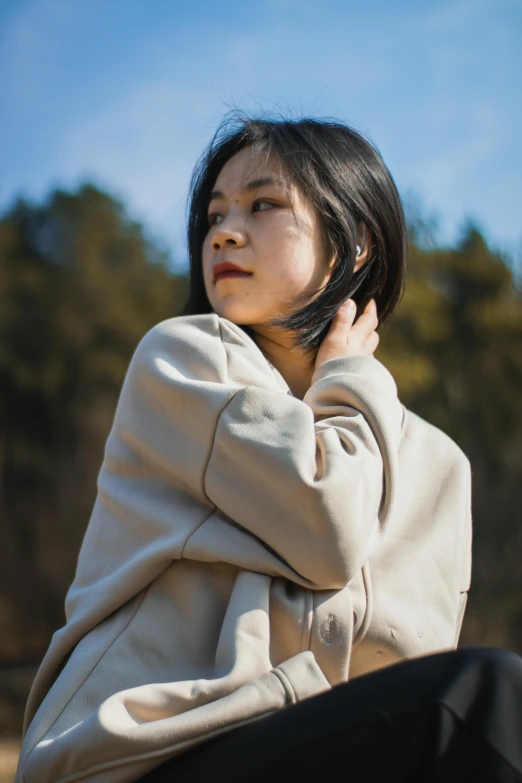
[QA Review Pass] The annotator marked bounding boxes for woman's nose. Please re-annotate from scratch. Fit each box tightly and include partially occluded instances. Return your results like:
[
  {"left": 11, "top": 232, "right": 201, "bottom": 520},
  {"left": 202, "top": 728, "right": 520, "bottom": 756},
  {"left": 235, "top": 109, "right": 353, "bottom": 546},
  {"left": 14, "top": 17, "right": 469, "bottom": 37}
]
[{"left": 211, "top": 218, "right": 247, "bottom": 251}]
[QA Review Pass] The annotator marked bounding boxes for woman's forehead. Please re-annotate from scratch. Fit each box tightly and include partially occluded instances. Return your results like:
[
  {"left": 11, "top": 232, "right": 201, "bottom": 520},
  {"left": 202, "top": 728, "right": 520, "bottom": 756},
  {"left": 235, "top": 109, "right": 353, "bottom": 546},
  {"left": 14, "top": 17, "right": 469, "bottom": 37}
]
[{"left": 212, "top": 146, "right": 291, "bottom": 196}]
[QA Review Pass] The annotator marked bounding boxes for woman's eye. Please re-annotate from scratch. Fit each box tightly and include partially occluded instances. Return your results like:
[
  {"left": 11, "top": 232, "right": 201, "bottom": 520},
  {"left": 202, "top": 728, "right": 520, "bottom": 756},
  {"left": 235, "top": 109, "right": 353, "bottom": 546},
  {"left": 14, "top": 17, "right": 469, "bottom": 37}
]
[
  {"left": 208, "top": 200, "right": 275, "bottom": 227},
  {"left": 208, "top": 213, "right": 223, "bottom": 227},
  {"left": 252, "top": 200, "right": 275, "bottom": 213}
]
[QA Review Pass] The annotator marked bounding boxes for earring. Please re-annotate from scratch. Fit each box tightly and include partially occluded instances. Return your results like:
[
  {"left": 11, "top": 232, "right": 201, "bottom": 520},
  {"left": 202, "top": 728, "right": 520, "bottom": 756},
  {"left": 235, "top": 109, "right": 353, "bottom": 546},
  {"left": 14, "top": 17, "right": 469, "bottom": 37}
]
[{"left": 356, "top": 245, "right": 361, "bottom": 257}]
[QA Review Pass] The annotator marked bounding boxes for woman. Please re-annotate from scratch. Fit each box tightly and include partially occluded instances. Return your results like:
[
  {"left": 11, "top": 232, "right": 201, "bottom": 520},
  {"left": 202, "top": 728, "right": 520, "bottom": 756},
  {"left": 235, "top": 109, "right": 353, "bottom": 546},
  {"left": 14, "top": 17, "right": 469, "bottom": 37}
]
[{"left": 15, "top": 116, "right": 522, "bottom": 782}]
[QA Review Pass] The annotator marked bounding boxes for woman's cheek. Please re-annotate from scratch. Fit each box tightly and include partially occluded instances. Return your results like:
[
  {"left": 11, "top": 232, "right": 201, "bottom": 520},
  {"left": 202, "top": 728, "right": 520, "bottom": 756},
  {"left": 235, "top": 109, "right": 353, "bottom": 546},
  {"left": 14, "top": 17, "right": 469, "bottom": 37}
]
[{"left": 281, "top": 251, "right": 319, "bottom": 294}]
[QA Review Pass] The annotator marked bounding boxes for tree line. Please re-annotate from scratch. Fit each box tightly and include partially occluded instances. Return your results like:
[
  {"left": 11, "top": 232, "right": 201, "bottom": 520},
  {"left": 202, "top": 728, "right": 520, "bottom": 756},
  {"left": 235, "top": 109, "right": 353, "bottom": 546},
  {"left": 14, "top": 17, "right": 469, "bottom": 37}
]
[{"left": 0, "top": 183, "right": 521, "bottom": 668}]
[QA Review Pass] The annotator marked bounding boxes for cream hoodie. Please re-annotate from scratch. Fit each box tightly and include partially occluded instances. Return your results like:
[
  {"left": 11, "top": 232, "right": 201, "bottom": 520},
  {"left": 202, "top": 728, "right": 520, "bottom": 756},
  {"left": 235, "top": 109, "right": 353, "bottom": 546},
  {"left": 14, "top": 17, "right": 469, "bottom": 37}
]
[{"left": 15, "top": 314, "right": 472, "bottom": 783}]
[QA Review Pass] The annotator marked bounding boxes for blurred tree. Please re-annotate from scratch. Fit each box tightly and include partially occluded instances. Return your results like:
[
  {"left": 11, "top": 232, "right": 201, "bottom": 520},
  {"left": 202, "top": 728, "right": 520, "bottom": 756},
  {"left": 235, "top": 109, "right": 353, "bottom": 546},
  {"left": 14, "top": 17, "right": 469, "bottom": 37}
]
[{"left": 0, "top": 185, "right": 187, "bottom": 664}]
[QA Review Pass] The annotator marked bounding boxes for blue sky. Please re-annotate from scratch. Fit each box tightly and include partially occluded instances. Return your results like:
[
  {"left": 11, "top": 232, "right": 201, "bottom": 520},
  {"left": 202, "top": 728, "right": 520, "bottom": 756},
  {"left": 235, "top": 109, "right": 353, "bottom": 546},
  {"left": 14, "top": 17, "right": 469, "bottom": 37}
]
[{"left": 1, "top": 0, "right": 521, "bottom": 272}]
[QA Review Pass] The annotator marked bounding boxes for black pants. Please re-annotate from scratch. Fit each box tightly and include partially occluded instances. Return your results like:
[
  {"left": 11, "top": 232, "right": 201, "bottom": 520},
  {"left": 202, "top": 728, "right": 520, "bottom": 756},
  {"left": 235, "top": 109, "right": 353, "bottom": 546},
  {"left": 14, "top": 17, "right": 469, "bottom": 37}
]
[{"left": 138, "top": 647, "right": 522, "bottom": 782}]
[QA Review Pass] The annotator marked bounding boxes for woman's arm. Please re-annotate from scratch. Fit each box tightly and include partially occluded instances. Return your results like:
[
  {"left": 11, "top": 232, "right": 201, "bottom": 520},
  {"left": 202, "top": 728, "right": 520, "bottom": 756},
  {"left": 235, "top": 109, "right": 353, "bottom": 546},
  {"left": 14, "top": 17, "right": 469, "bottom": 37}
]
[
  {"left": 205, "top": 355, "right": 403, "bottom": 590},
  {"left": 112, "top": 315, "right": 404, "bottom": 591}
]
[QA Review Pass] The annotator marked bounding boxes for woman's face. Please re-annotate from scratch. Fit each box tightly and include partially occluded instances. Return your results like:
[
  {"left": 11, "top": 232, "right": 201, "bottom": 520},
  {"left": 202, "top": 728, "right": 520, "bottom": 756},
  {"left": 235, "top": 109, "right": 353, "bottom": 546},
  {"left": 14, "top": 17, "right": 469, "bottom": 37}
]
[{"left": 202, "top": 146, "right": 334, "bottom": 332}]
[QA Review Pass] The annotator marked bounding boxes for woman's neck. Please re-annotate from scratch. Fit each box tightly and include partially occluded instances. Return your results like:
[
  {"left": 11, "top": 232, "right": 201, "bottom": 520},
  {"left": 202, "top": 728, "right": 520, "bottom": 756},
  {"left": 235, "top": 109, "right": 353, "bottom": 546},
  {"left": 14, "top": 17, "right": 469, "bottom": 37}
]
[{"left": 249, "top": 325, "right": 314, "bottom": 401}]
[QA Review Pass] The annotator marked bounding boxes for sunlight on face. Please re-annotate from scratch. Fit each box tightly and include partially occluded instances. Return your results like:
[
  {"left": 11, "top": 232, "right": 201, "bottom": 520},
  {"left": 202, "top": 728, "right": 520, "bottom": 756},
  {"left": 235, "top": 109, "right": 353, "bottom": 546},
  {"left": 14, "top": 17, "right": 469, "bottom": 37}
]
[{"left": 202, "top": 147, "right": 334, "bottom": 334}]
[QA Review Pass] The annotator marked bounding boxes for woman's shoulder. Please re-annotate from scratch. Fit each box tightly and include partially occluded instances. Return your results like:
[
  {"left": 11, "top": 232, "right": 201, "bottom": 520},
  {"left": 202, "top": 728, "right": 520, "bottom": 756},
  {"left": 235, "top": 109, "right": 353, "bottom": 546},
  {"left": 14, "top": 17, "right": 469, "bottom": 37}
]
[
  {"left": 129, "top": 314, "right": 280, "bottom": 390},
  {"left": 136, "top": 313, "right": 259, "bottom": 353},
  {"left": 138, "top": 313, "right": 222, "bottom": 349},
  {"left": 126, "top": 314, "right": 224, "bottom": 382}
]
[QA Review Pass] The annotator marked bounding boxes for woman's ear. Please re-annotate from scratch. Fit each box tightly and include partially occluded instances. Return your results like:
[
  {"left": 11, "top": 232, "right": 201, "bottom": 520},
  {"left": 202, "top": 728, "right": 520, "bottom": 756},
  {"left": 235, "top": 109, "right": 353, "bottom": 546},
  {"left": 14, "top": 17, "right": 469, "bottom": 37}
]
[{"left": 354, "top": 224, "right": 372, "bottom": 272}]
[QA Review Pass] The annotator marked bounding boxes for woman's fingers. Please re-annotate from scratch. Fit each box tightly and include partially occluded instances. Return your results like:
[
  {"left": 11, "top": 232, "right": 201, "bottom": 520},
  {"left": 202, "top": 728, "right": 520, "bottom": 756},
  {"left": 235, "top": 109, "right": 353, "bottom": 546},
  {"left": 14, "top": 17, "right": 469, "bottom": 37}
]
[
  {"left": 367, "top": 329, "right": 380, "bottom": 353},
  {"left": 314, "top": 298, "right": 379, "bottom": 371},
  {"left": 353, "top": 299, "right": 379, "bottom": 334},
  {"left": 326, "top": 299, "right": 358, "bottom": 347},
  {"left": 335, "top": 298, "right": 358, "bottom": 326}
]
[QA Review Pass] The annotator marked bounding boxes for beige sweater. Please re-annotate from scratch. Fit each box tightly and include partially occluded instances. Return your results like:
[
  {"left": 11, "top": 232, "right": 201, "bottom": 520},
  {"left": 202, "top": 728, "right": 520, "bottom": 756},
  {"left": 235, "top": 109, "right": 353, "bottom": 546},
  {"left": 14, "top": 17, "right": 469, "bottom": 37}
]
[{"left": 16, "top": 314, "right": 472, "bottom": 783}]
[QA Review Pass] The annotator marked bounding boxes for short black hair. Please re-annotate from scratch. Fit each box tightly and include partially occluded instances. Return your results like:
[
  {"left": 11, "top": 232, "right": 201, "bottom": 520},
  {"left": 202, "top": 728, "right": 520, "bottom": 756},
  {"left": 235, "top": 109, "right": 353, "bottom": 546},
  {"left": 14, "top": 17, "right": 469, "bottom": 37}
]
[{"left": 182, "top": 113, "right": 407, "bottom": 361}]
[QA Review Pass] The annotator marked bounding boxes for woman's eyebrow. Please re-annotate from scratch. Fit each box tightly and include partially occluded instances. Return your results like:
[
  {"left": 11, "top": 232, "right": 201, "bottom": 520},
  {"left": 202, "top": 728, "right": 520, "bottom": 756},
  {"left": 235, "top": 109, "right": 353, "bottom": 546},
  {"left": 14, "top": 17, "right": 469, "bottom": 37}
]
[{"left": 209, "top": 177, "right": 285, "bottom": 202}]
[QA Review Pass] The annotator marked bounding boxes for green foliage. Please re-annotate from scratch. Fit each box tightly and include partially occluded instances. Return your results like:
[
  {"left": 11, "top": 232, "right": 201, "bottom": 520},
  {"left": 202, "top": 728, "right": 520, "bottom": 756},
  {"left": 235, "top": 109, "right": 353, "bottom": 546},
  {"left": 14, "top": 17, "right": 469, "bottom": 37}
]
[
  {"left": 0, "top": 185, "right": 187, "bottom": 664},
  {"left": 379, "top": 227, "right": 522, "bottom": 477},
  {"left": 0, "top": 183, "right": 520, "bottom": 672}
]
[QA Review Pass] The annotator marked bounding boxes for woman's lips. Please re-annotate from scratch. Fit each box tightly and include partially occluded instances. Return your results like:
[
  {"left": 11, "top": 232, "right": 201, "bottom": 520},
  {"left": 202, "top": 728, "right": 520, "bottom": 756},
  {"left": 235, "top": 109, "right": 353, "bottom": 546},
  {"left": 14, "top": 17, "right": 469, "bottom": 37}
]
[{"left": 215, "top": 271, "right": 253, "bottom": 282}]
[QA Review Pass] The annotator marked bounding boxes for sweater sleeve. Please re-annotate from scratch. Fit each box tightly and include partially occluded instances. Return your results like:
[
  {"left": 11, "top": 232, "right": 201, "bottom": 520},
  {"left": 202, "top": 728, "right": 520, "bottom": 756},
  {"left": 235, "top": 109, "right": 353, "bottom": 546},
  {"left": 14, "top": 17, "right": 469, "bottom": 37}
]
[
  {"left": 205, "top": 352, "right": 403, "bottom": 590},
  {"left": 116, "top": 316, "right": 404, "bottom": 591}
]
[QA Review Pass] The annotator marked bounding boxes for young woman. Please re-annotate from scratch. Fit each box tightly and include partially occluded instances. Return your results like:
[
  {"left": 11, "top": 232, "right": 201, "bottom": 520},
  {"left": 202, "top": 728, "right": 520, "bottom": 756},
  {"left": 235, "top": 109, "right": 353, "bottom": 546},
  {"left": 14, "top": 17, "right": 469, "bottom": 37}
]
[{"left": 16, "top": 117, "right": 522, "bottom": 783}]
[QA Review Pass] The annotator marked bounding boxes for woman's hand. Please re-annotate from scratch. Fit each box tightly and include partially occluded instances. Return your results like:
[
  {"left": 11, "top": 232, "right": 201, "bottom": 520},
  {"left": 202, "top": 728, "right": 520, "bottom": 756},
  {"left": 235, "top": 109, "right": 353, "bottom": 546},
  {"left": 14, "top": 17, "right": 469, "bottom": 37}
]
[{"left": 315, "top": 298, "right": 379, "bottom": 371}]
